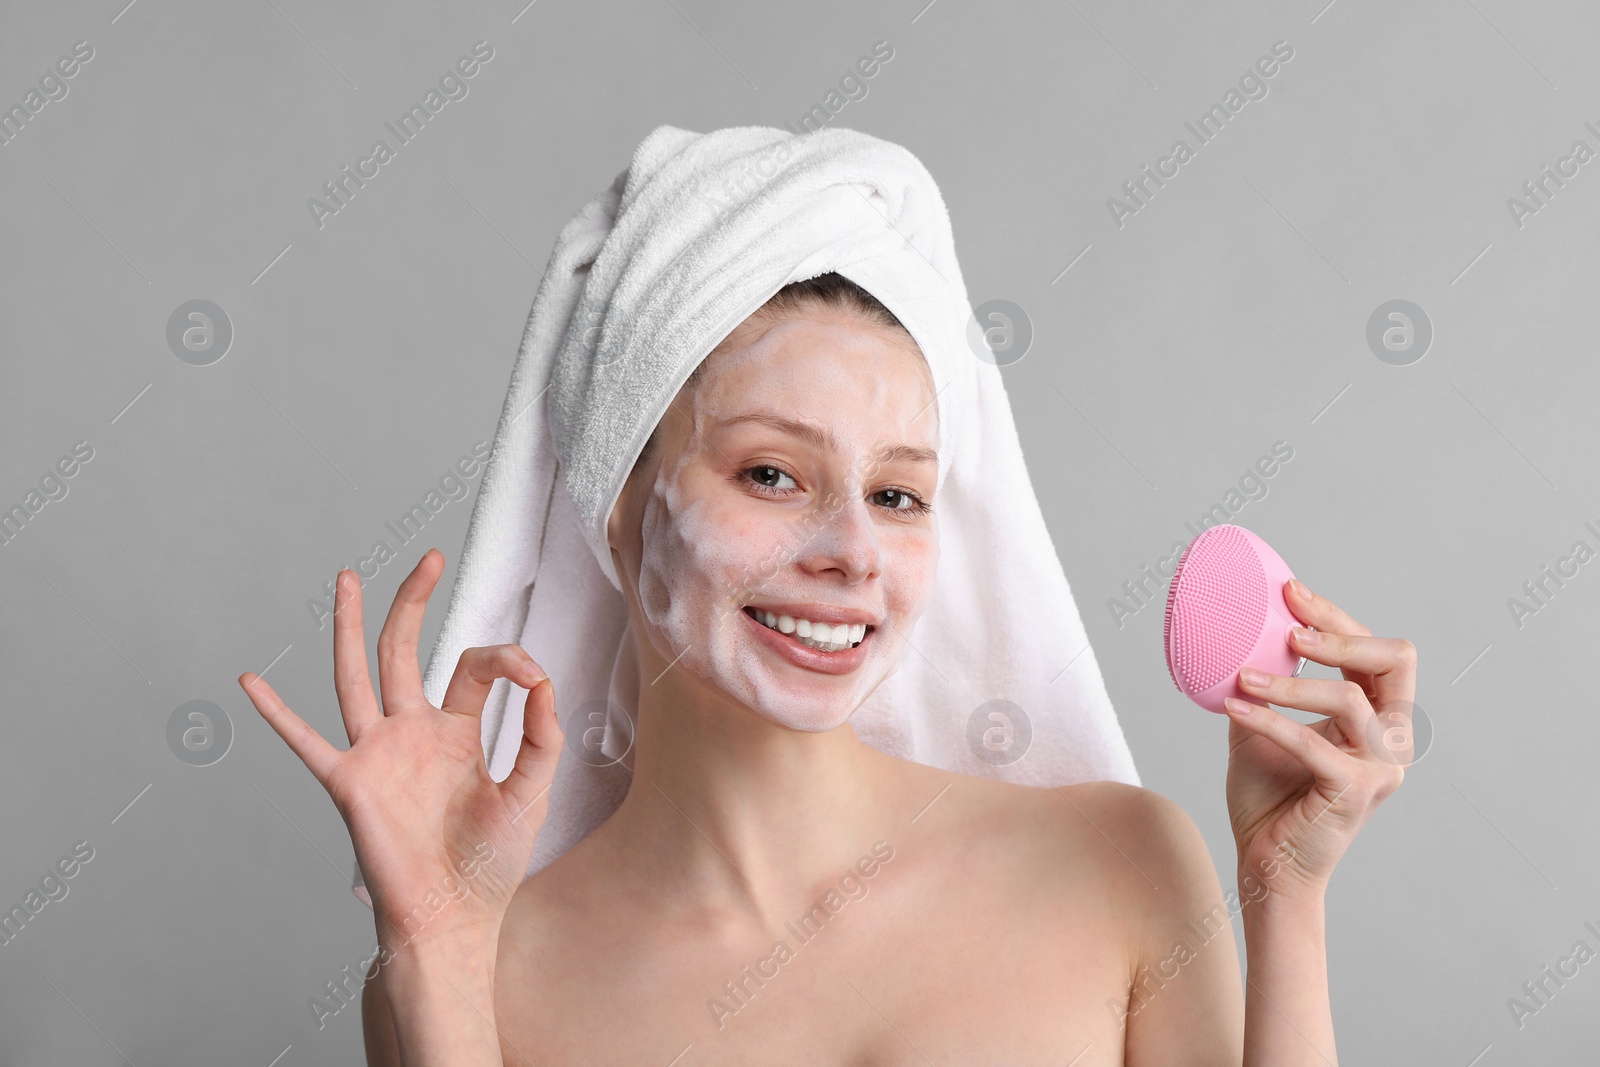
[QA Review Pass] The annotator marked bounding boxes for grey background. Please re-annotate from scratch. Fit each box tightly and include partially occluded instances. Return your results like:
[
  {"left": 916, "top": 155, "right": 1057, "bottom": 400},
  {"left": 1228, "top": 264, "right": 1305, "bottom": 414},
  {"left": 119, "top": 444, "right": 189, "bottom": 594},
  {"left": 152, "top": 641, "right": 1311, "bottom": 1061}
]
[{"left": 1, "top": 0, "right": 1595, "bottom": 1062}]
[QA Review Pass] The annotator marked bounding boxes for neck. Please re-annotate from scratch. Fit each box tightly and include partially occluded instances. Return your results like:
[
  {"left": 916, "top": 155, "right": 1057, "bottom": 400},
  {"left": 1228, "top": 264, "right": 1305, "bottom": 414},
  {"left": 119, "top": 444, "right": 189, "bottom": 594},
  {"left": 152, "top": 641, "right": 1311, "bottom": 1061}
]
[{"left": 598, "top": 672, "right": 895, "bottom": 930}]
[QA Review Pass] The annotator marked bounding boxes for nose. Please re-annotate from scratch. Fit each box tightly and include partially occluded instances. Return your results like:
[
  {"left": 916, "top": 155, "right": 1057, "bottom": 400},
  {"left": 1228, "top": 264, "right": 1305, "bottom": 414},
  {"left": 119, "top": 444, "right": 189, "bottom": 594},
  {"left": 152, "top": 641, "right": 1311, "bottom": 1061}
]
[{"left": 794, "top": 488, "right": 881, "bottom": 584}]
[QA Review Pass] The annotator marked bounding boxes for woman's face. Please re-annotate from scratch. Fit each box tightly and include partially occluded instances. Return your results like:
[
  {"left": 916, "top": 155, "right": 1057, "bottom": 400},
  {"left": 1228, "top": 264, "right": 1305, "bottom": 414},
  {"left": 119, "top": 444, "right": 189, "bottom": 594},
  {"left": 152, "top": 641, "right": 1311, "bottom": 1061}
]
[{"left": 606, "top": 302, "right": 941, "bottom": 732}]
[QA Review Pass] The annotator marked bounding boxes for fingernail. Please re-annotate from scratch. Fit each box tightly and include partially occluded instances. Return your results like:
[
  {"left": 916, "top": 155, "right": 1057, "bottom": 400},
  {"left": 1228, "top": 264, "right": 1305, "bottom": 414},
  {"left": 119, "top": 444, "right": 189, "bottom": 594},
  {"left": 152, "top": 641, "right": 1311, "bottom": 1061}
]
[
  {"left": 1239, "top": 668, "right": 1270, "bottom": 687},
  {"left": 1293, "top": 626, "right": 1319, "bottom": 644},
  {"left": 1289, "top": 578, "right": 1310, "bottom": 598},
  {"left": 1224, "top": 697, "right": 1251, "bottom": 716}
]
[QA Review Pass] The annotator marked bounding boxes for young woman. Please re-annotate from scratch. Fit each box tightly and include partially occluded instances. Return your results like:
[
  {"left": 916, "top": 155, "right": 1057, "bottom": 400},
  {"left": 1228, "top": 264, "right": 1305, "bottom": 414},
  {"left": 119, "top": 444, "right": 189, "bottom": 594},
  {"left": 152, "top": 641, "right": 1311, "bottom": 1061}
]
[{"left": 240, "top": 271, "right": 1415, "bottom": 1065}]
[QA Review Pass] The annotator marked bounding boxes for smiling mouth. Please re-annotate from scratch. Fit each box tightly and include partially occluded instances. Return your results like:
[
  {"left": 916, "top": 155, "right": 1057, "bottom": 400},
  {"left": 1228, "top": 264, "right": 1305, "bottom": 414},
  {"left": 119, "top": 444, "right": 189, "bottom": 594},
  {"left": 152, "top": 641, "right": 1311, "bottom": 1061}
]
[{"left": 741, "top": 606, "right": 872, "bottom": 652}]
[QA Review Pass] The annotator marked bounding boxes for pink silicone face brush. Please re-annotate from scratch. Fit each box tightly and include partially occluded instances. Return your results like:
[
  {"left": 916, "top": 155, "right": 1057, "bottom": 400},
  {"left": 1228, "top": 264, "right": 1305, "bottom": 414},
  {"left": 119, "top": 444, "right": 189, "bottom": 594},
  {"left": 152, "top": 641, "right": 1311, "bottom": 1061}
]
[{"left": 1162, "top": 524, "right": 1311, "bottom": 714}]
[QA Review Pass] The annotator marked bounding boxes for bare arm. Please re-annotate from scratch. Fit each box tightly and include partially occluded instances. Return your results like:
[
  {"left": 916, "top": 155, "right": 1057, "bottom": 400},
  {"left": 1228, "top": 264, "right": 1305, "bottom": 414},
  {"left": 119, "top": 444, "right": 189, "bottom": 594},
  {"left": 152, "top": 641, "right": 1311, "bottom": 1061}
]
[
  {"left": 361, "top": 921, "right": 505, "bottom": 1065},
  {"left": 378, "top": 931, "right": 504, "bottom": 1064},
  {"left": 1112, "top": 793, "right": 1336, "bottom": 1065},
  {"left": 1237, "top": 879, "right": 1332, "bottom": 1065},
  {"left": 1110, "top": 785, "right": 1246, "bottom": 1065},
  {"left": 361, "top": 956, "right": 401, "bottom": 1066}
]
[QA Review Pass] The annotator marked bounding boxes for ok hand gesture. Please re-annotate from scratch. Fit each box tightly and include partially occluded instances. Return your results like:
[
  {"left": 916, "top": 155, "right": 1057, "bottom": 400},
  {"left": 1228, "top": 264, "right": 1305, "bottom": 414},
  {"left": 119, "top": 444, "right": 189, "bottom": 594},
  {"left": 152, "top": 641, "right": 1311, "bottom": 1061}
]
[{"left": 238, "top": 550, "right": 563, "bottom": 953}]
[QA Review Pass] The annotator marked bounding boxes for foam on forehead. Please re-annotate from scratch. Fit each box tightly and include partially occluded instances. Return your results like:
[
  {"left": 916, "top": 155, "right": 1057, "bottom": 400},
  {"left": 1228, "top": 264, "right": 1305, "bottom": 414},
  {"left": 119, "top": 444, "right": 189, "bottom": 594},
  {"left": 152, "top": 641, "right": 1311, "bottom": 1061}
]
[{"left": 626, "top": 292, "right": 938, "bottom": 525}]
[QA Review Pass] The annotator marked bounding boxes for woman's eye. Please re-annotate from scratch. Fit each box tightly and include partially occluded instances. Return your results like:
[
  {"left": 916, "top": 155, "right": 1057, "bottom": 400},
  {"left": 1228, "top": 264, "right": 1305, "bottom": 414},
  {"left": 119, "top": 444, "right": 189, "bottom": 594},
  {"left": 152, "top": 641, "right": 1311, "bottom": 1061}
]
[
  {"left": 746, "top": 465, "right": 797, "bottom": 491},
  {"left": 874, "top": 488, "right": 931, "bottom": 514}
]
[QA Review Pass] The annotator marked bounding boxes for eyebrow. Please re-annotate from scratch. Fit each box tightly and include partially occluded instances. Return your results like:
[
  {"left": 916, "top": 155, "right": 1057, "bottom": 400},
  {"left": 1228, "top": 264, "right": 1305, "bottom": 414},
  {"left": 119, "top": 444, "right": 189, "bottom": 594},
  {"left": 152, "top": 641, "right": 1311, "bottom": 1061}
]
[{"left": 715, "top": 412, "right": 937, "bottom": 466}]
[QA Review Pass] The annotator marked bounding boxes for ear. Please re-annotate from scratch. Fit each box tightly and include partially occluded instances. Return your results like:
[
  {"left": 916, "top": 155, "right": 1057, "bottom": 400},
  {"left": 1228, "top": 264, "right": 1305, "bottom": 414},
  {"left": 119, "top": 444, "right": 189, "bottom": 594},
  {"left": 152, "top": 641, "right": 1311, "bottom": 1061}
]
[
  {"left": 609, "top": 430, "right": 659, "bottom": 555},
  {"left": 605, "top": 488, "right": 625, "bottom": 554},
  {"left": 606, "top": 460, "right": 644, "bottom": 561},
  {"left": 604, "top": 488, "right": 642, "bottom": 621}
]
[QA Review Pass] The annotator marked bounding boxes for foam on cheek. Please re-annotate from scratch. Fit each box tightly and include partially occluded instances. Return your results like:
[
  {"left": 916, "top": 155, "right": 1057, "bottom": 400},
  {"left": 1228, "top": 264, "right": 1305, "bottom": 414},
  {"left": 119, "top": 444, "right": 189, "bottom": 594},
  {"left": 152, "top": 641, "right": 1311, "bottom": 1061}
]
[{"left": 636, "top": 460, "right": 729, "bottom": 654}]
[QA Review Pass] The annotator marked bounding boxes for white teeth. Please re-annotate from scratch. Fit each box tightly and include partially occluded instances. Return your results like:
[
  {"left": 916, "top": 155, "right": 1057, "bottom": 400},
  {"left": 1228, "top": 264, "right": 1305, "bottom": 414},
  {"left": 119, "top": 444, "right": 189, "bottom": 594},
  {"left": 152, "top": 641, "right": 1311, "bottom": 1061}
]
[
  {"left": 750, "top": 608, "right": 868, "bottom": 651},
  {"left": 796, "top": 632, "right": 847, "bottom": 652}
]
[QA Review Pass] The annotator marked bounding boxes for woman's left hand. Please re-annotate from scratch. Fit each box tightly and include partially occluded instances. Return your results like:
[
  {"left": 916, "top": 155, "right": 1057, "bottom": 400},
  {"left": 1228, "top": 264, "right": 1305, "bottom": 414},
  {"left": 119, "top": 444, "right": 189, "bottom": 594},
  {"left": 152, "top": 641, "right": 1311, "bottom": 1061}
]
[{"left": 1222, "top": 577, "right": 1416, "bottom": 902}]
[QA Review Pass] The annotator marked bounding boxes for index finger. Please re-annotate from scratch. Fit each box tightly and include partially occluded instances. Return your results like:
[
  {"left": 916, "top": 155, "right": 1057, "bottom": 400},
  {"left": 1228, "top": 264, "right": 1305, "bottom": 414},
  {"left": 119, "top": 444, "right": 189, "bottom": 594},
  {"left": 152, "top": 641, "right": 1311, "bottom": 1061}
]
[
  {"left": 375, "top": 549, "right": 444, "bottom": 711},
  {"left": 440, "top": 644, "right": 548, "bottom": 718},
  {"left": 1286, "top": 578, "right": 1371, "bottom": 639}
]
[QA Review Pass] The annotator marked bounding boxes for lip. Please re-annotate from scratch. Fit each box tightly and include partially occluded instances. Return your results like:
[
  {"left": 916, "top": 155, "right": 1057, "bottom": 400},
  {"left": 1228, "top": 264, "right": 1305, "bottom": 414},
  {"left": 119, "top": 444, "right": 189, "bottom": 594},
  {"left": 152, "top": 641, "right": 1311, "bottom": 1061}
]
[{"left": 741, "top": 606, "right": 871, "bottom": 675}]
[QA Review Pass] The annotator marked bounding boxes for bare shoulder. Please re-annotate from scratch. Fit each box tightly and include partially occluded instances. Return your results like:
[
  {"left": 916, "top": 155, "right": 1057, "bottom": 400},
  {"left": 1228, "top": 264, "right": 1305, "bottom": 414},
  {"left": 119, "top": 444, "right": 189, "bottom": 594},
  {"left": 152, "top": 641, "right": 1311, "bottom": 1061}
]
[
  {"left": 882, "top": 758, "right": 1216, "bottom": 897},
  {"left": 1037, "top": 787, "right": 1245, "bottom": 1055},
  {"left": 1050, "top": 779, "right": 1205, "bottom": 854},
  {"left": 1041, "top": 779, "right": 1221, "bottom": 896},
  {"left": 928, "top": 771, "right": 1223, "bottom": 919},
  {"left": 884, "top": 763, "right": 1234, "bottom": 1002},
  {"left": 873, "top": 755, "right": 1198, "bottom": 848}
]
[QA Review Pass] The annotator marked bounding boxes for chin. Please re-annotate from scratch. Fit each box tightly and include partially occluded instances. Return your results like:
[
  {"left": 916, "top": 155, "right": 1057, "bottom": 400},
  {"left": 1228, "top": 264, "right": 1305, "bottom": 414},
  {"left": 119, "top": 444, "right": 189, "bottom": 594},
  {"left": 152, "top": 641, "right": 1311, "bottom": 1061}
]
[{"left": 748, "top": 699, "right": 860, "bottom": 733}]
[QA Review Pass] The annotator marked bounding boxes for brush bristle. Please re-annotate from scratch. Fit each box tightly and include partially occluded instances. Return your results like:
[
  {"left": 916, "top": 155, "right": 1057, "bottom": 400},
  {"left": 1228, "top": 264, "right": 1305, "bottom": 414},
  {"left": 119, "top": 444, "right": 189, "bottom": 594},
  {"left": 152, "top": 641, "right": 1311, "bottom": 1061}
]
[{"left": 1163, "top": 525, "right": 1268, "bottom": 694}]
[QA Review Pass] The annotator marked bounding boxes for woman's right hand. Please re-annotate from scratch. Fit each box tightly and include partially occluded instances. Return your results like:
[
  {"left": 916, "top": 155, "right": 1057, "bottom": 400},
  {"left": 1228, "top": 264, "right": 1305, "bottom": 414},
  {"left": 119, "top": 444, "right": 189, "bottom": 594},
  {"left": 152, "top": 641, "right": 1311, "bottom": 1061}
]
[{"left": 238, "top": 548, "right": 563, "bottom": 954}]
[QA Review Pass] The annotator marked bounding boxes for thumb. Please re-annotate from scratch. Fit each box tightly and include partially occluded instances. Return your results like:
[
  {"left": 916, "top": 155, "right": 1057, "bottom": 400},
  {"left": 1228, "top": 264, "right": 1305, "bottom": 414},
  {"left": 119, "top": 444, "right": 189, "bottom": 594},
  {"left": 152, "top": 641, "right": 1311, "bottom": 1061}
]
[{"left": 500, "top": 674, "right": 562, "bottom": 828}]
